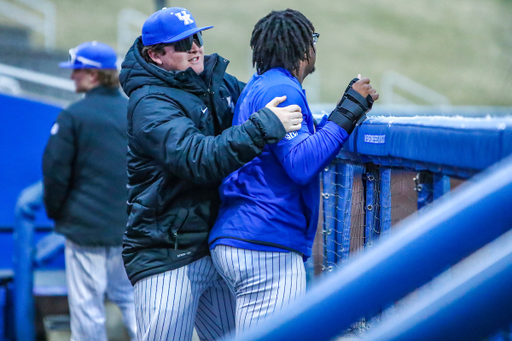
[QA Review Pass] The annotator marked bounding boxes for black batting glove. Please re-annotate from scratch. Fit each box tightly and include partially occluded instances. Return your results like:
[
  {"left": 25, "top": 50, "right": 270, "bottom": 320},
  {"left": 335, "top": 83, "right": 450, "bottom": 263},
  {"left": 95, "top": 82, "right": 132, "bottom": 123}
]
[{"left": 328, "top": 78, "right": 374, "bottom": 134}]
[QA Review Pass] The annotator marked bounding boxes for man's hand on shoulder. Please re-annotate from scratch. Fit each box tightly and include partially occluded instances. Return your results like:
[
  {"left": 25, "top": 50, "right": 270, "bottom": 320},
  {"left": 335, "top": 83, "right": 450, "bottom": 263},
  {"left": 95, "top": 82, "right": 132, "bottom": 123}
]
[{"left": 265, "top": 95, "right": 303, "bottom": 132}]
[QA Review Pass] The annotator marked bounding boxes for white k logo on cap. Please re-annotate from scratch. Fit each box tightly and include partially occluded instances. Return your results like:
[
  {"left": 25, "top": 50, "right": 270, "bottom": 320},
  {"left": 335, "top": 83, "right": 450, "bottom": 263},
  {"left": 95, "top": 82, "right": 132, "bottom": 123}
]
[{"left": 175, "top": 11, "right": 194, "bottom": 25}]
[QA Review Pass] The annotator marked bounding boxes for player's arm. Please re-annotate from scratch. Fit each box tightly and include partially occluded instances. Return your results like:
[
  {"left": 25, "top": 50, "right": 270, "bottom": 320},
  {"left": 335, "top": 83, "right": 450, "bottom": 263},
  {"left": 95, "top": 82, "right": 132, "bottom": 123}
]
[
  {"left": 42, "top": 110, "right": 76, "bottom": 220},
  {"left": 264, "top": 85, "right": 346, "bottom": 185},
  {"left": 131, "top": 94, "right": 301, "bottom": 185},
  {"left": 268, "top": 79, "right": 377, "bottom": 185}
]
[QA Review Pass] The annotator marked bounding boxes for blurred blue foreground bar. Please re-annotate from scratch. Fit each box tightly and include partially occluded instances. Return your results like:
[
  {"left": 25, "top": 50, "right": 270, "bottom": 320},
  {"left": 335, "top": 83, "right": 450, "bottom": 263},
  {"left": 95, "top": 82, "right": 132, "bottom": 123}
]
[
  {"left": 364, "top": 228, "right": 512, "bottom": 341},
  {"left": 226, "top": 153, "right": 512, "bottom": 341}
]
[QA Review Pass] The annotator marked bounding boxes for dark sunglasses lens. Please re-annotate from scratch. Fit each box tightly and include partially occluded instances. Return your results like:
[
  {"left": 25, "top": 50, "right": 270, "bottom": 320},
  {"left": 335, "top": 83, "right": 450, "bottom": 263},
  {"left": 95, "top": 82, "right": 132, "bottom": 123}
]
[
  {"left": 173, "top": 32, "right": 203, "bottom": 52},
  {"left": 193, "top": 32, "right": 203, "bottom": 47},
  {"left": 173, "top": 35, "right": 194, "bottom": 52}
]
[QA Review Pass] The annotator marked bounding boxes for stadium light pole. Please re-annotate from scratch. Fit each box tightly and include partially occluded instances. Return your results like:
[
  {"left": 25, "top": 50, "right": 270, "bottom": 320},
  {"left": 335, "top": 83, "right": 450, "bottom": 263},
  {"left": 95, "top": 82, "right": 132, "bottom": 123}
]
[{"left": 155, "top": 0, "right": 167, "bottom": 10}]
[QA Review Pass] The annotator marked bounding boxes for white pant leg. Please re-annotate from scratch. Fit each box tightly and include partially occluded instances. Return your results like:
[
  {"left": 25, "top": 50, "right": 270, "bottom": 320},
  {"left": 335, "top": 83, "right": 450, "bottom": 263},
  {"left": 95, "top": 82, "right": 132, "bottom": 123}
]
[
  {"left": 211, "top": 245, "right": 306, "bottom": 335},
  {"left": 65, "top": 240, "right": 108, "bottom": 341},
  {"left": 195, "top": 269, "right": 236, "bottom": 341},
  {"left": 105, "top": 246, "right": 137, "bottom": 341},
  {"left": 134, "top": 256, "right": 226, "bottom": 341}
]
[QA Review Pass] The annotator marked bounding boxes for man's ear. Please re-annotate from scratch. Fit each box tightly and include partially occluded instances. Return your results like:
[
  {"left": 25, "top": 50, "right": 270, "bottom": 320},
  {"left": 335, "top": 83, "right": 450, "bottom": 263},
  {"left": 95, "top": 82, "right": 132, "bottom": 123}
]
[
  {"left": 147, "top": 49, "right": 163, "bottom": 65},
  {"left": 88, "top": 69, "right": 100, "bottom": 82}
]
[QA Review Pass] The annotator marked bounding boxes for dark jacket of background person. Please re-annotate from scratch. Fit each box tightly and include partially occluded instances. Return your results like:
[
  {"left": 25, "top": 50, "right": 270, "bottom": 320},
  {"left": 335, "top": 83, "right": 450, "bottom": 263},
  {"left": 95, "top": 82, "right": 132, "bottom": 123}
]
[
  {"left": 119, "top": 37, "right": 286, "bottom": 285},
  {"left": 42, "top": 86, "right": 128, "bottom": 246}
]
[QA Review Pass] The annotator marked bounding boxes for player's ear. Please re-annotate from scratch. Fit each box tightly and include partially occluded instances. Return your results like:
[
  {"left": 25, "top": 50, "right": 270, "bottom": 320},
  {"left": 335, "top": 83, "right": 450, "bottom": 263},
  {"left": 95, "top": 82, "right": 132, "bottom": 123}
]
[{"left": 147, "top": 49, "right": 163, "bottom": 66}]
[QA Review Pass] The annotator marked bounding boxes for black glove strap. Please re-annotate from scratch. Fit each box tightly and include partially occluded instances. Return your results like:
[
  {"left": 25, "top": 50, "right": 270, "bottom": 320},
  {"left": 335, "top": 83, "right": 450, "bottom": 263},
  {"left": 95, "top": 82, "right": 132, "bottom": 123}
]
[
  {"left": 329, "top": 78, "right": 374, "bottom": 134},
  {"left": 328, "top": 109, "right": 357, "bottom": 134}
]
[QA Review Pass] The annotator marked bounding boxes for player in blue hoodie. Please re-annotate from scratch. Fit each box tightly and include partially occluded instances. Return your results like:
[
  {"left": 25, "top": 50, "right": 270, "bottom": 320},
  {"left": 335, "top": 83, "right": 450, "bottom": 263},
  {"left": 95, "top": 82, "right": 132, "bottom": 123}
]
[{"left": 208, "top": 9, "right": 379, "bottom": 334}]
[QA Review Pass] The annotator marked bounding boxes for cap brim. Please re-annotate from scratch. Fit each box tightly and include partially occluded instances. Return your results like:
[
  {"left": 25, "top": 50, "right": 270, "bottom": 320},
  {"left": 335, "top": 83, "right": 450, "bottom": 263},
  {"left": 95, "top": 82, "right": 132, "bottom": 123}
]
[
  {"left": 59, "top": 61, "right": 84, "bottom": 69},
  {"left": 159, "top": 25, "right": 214, "bottom": 45},
  {"left": 59, "top": 62, "right": 115, "bottom": 69}
]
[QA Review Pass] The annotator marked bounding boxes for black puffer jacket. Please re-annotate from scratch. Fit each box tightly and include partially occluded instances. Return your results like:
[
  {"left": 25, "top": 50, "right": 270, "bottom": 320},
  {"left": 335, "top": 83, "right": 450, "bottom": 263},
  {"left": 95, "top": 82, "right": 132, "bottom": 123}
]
[
  {"left": 42, "top": 86, "right": 128, "bottom": 246},
  {"left": 120, "top": 37, "right": 286, "bottom": 285}
]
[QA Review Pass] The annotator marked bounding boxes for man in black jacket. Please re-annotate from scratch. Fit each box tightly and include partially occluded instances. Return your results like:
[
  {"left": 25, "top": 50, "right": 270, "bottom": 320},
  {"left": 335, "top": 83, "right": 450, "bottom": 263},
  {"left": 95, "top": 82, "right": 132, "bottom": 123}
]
[
  {"left": 119, "top": 7, "right": 303, "bottom": 341},
  {"left": 43, "top": 42, "right": 136, "bottom": 341}
]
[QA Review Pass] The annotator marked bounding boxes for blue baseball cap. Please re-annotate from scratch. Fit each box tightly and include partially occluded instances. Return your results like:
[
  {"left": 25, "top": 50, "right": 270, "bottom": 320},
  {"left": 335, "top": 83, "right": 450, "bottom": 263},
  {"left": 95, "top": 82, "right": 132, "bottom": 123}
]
[
  {"left": 142, "top": 7, "right": 213, "bottom": 46},
  {"left": 59, "top": 41, "right": 118, "bottom": 69}
]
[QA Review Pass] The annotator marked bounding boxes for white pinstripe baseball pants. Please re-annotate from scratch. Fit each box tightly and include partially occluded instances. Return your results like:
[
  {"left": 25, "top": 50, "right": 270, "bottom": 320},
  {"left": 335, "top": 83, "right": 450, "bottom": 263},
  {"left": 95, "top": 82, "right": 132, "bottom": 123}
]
[
  {"left": 133, "top": 256, "right": 235, "bottom": 341},
  {"left": 65, "top": 240, "right": 137, "bottom": 341},
  {"left": 211, "top": 245, "right": 306, "bottom": 335}
]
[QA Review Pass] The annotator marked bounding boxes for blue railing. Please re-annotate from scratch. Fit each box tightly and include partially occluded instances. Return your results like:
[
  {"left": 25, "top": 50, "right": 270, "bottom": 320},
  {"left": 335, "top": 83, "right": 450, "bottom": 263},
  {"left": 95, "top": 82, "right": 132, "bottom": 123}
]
[
  {"left": 227, "top": 115, "right": 512, "bottom": 341},
  {"left": 10, "top": 114, "right": 512, "bottom": 340},
  {"left": 12, "top": 181, "right": 65, "bottom": 341},
  {"left": 13, "top": 182, "right": 42, "bottom": 341}
]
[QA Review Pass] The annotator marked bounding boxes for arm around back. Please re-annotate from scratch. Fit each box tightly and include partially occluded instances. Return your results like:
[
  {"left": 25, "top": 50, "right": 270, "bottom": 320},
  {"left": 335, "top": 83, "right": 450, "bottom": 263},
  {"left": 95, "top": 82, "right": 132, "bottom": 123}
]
[
  {"left": 262, "top": 85, "right": 350, "bottom": 185},
  {"left": 131, "top": 94, "right": 286, "bottom": 184}
]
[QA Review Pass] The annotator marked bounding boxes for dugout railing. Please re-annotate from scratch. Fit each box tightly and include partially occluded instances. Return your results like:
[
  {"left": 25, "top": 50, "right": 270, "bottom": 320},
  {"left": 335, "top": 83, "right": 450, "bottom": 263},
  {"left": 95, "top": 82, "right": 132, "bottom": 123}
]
[
  {"left": 317, "top": 115, "right": 512, "bottom": 273},
  {"left": 10, "top": 113, "right": 512, "bottom": 341},
  {"left": 225, "top": 114, "right": 512, "bottom": 341}
]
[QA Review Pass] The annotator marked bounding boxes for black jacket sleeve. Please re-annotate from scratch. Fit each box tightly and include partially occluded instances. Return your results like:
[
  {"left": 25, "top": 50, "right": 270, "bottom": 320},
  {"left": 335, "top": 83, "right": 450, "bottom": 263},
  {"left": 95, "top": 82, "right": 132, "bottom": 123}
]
[
  {"left": 132, "top": 94, "right": 285, "bottom": 184},
  {"left": 42, "top": 110, "right": 76, "bottom": 220}
]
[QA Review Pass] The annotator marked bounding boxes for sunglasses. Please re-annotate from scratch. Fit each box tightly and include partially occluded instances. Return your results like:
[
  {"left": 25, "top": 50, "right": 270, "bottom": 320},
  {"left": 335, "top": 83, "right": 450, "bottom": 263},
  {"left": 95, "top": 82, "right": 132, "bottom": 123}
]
[
  {"left": 172, "top": 32, "right": 203, "bottom": 52},
  {"left": 312, "top": 32, "right": 320, "bottom": 45}
]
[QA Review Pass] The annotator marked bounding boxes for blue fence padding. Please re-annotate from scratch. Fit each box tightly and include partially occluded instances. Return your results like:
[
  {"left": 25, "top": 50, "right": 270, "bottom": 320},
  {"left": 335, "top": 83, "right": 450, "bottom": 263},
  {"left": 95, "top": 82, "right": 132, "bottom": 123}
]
[
  {"left": 433, "top": 174, "right": 450, "bottom": 200},
  {"left": 364, "top": 229, "right": 512, "bottom": 341},
  {"left": 364, "top": 169, "right": 377, "bottom": 248},
  {"left": 379, "top": 167, "right": 392, "bottom": 235},
  {"left": 337, "top": 116, "right": 512, "bottom": 177},
  {"left": 322, "top": 166, "right": 337, "bottom": 269},
  {"left": 335, "top": 163, "right": 353, "bottom": 263},
  {"left": 226, "top": 153, "right": 512, "bottom": 341},
  {"left": 0, "top": 93, "right": 61, "bottom": 228}
]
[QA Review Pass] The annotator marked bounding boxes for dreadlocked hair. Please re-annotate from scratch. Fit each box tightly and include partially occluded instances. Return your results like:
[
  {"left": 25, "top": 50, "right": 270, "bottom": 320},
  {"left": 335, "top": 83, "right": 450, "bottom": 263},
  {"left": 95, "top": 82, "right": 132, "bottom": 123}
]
[{"left": 251, "top": 9, "right": 315, "bottom": 75}]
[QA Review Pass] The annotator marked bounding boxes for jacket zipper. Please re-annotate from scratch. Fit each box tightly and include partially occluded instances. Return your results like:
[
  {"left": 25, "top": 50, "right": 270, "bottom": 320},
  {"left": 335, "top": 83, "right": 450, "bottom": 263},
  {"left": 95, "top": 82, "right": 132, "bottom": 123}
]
[
  {"left": 206, "top": 58, "right": 218, "bottom": 95},
  {"left": 173, "top": 232, "right": 178, "bottom": 250},
  {"left": 207, "top": 59, "right": 222, "bottom": 134}
]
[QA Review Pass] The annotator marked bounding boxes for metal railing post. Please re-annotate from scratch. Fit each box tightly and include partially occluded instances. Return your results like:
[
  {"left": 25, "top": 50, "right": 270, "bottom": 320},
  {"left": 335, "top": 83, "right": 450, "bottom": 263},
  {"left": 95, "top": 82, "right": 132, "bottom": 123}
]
[{"left": 13, "top": 181, "right": 43, "bottom": 341}]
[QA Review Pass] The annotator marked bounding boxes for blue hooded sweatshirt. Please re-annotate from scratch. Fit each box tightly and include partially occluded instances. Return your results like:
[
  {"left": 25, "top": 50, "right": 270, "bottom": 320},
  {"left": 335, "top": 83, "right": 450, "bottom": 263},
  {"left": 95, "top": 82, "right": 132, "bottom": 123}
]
[{"left": 208, "top": 68, "right": 350, "bottom": 259}]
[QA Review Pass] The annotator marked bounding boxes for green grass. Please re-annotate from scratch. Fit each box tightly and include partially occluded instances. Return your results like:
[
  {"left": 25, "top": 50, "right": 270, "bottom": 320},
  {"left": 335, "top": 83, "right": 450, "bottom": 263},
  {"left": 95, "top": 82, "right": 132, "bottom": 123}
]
[{"left": 8, "top": 0, "right": 512, "bottom": 105}]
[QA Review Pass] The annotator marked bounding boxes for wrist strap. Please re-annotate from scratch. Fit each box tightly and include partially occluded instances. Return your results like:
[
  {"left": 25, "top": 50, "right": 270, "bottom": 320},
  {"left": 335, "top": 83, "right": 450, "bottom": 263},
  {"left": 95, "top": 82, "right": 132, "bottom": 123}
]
[{"left": 329, "top": 78, "right": 374, "bottom": 134}]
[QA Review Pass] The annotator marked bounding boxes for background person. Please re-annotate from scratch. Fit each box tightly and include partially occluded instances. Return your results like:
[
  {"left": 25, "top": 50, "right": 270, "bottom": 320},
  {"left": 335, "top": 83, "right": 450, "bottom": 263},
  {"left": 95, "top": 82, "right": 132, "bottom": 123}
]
[
  {"left": 208, "top": 9, "right": 379, "bottom": 335},
  {"left": 119, "top": 7, "right": 303, "bottom": 341},
  {"left": 42, "top": 41, "right": 137, "bottom": 341}
]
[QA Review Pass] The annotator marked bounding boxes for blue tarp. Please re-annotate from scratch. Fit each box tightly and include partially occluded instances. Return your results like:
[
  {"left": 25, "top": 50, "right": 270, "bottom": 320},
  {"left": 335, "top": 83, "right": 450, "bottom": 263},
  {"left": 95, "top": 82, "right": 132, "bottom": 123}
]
[{"left": 0, "top": 93, "right": 61, "bottom": 228}]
